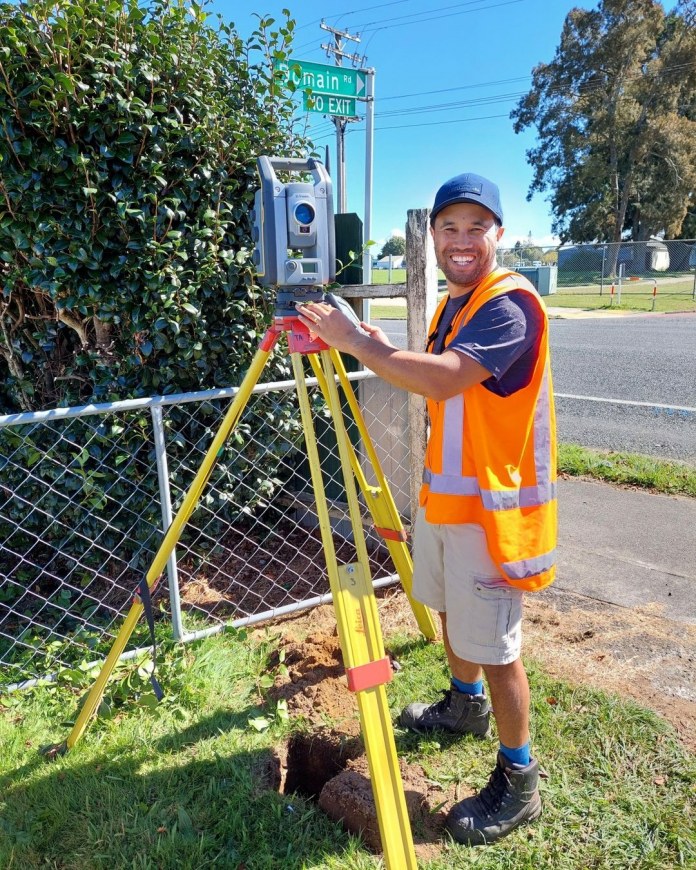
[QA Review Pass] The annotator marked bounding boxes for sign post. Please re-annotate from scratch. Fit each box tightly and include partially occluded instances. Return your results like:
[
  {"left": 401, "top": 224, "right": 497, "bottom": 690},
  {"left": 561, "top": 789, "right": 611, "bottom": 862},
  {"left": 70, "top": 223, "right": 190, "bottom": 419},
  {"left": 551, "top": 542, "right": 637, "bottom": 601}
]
[{"left": 363, "top": 68, "right": 375, "bottom": 285}]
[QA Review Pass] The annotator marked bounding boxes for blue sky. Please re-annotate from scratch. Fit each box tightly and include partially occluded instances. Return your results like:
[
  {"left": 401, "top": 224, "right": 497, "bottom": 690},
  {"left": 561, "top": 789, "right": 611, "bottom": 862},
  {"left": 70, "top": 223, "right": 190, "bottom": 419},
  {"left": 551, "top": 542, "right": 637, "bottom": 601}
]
[{"left": 210, "top": 0, "right": 678, "bottom": 250}]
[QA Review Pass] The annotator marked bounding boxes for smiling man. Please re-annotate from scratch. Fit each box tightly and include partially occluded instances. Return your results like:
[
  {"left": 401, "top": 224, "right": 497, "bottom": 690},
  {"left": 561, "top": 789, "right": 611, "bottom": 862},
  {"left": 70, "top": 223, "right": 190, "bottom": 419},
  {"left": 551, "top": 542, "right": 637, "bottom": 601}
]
[{"left": 297, "top": 173, "right": 557, "bottom": 847}]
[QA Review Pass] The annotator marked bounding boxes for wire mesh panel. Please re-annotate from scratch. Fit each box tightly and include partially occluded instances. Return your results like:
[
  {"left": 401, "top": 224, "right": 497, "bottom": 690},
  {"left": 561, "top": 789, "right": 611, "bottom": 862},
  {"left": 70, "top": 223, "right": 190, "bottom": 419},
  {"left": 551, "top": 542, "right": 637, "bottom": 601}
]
[
  {"left": 0, "top": 371, "right": 409, "bottom": 689},
  {"left": 0, "top": 411, "right": 164, "bottom": 687},
  {"left": 162, "top": 373, "right": 408, "bottom": 634}
]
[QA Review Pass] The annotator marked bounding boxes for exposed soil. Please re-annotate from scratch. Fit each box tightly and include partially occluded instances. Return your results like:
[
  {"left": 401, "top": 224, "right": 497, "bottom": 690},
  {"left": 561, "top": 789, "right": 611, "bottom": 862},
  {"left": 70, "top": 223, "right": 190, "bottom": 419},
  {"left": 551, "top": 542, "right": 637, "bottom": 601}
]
[
  {"left": 264, "top": 630, "right": 460, "bottom": 862},
  {"left": 254, "top": 584, "right": 695, "bottom": 859},
  {"left": 177, "top": 520, "right": 394, "bottom": 622}
]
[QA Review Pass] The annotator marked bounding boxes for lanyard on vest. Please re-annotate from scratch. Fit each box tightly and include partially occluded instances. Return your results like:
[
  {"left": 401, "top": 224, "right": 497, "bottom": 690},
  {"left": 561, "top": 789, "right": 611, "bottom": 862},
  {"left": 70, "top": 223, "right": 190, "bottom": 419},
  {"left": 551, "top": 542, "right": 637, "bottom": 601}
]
[
  {"left": 425, "top": 296, "right": 469, "bottom": 353},
  {"left": 425, "top": 267, "right": 513, "bottom": 353}
]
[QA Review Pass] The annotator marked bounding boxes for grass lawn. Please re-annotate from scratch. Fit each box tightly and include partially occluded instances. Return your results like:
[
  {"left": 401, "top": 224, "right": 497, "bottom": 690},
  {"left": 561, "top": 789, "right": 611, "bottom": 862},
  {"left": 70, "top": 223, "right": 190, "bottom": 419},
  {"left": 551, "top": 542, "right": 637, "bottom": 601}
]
[
  {"left": 550, "top": 278, "right": 696, "bottom": 313},
  {"left": 1, "top": 621, "right": 694, "bottom": 869},
  {"left": 558, "top": 444, "right": 696, "bottom": 495},
  {"left": 370, "top": 268, "right": 408, "bottom": 285},
  {"left": 366, "top": 273, "right": 696, "bottom": 315}
]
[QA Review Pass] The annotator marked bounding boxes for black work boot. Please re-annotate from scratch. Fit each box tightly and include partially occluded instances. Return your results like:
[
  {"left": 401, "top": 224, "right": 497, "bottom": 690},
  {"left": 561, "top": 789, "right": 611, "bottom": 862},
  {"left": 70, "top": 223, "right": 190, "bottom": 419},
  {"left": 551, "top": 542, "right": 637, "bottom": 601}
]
[
  {"left": 398, "top": 687, "right": 491, "bottom": 737},
  {"left": 445, "top": 752, "right": 542, "bottom": 845}
]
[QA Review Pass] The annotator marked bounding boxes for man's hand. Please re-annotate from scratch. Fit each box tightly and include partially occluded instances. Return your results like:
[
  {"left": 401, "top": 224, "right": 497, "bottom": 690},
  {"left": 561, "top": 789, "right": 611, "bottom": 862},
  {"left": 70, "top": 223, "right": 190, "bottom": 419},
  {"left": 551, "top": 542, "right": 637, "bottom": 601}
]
[
  {"left": 297, "top": 300, "right": 491, "bottom": 400},
  {"left": 359, "top": 321, "right": 396, "bottom": 348},
  {"left": 295, "top": 301, "right": 367, "bottom": 354}
]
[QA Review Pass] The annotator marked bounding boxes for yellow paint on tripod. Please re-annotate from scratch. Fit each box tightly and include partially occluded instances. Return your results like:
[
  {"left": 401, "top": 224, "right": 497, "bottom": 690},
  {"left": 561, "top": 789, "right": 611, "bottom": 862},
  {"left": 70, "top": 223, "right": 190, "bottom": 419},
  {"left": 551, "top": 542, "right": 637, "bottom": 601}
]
[
  {"left": 67, "top": 602, "right": 143, "bottom": 748},
  {"left": 64, "top": 333, "right": 422, "bottom": 868},
  {"left": 321, "top": 350, "right": 437, "bottom": 640},
  {"left": 334, "top": 567, "right": 416, "bottom": 869},
  {"left": 65, "top": 344, "right": 273, "bottom": 749},
  {"left": 297, "top": 352, "right": 417, "bottom": 870}
]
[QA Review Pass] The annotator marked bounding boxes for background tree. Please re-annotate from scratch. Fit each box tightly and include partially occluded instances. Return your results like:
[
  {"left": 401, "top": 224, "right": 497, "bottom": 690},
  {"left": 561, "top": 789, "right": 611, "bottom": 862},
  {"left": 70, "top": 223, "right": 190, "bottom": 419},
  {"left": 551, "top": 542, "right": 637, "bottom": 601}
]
[
  {"left": 676, "top": 204, "right": 696, "bottom": 239},
  {"left": 511, "top": 0, "right": 696, "bottom": 257},
  {"left": 0, "top": 0, "right": 309, "bottom": 412},
  {"left": 378, "top": 235, "right": 406, "bottom": 259},
  {"left": 512, "top": 236, "right": 546, "bottom": 264}
]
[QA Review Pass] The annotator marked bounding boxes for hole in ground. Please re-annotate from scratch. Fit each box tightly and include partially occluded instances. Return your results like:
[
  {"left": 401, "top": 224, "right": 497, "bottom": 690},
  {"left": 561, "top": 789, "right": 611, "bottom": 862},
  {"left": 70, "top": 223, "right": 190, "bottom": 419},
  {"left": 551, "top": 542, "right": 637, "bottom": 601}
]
[
  {"left": 282, "top": 730, "right": 363, "bottom": 799},
  {"left": 278, "top": 729, "right": 450, "bottom": 857}
]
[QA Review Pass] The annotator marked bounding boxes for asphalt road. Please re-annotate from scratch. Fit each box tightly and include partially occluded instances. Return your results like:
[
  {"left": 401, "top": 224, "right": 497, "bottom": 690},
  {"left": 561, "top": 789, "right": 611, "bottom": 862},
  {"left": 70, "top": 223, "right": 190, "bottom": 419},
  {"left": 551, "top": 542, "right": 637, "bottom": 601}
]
[
  {"left": 550, "top": 314, "right": 696, "bottom": 464},
  {"left": 375, "top": 312, "right": 696, "bottom": 464}
]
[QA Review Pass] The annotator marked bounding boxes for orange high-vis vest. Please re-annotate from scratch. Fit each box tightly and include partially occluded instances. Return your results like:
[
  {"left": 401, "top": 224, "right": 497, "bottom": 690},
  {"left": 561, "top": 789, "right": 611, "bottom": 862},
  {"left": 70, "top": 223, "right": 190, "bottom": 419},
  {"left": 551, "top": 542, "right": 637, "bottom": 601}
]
[{"left": 419, "top": 268, "right": 557, "bottom": 592}]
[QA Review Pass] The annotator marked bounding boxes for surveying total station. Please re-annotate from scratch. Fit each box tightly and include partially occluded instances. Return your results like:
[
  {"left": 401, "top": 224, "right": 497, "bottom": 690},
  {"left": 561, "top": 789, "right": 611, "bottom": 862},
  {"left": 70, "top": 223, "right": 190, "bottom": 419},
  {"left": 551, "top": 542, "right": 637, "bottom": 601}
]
[
  {"left": 252, "top": 156, "right": 335, "bottom": 303},
  {"left": 53, "top": 156, "right": 437, "bottom": 869}
]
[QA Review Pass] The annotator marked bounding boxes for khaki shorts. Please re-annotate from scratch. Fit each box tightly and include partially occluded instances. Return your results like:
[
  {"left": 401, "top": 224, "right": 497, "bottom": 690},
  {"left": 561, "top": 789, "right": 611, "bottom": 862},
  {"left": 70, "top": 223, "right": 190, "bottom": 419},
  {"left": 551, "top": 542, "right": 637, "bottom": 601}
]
[{"left": 412, "top": 508, "right": 524, "bottom": 666}]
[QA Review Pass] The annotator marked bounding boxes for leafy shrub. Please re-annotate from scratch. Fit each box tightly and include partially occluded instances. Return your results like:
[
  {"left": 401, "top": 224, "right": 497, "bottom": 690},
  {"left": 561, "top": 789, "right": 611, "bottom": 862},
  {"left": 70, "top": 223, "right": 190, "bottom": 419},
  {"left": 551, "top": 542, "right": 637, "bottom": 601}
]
[
  {"left": 0, "top": 0, "right": 315, "bottom": 654},
  {"left": 0, "top": 0, "right": 307, "bottom": 408}
]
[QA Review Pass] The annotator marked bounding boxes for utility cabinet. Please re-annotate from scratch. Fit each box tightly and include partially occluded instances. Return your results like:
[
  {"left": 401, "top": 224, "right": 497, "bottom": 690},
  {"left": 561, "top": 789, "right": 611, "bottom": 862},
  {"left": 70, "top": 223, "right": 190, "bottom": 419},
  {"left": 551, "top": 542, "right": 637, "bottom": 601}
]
[{"left": 517, "top": 265, "right": 557, "bottom": 296}]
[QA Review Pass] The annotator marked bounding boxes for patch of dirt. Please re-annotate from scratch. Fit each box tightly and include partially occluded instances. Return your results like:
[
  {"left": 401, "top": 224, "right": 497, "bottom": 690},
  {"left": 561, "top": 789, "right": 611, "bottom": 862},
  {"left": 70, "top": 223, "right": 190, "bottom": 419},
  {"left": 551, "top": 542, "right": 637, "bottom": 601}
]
[
  {"left": 178, "top": 521, "right": 394, "bottom": 622},
  {"left": 523, "top": 587, "right": 696, "bottom": 752},
  {"left": 267, "top": 632, "right": 360, "bottom": 734},
  {"left": 318, "top": 755, "right": 454, "bottom": 861},
  {"left": 263, "top": 588, "right": 696, "bottom": 754},
  {"left": 265, "top": 630, "right": 460, "bottom": 861},
  {"left": 257, "top": 584, "right": 695, "bottom": 858}
]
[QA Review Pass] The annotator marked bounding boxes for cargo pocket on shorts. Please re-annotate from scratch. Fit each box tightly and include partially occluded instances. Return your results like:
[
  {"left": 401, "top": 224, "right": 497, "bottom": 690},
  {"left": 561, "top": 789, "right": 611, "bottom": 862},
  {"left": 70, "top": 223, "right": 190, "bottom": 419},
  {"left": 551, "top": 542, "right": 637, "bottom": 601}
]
[{"left": 468, "top": 576, "right": 514, "bottom": 651}]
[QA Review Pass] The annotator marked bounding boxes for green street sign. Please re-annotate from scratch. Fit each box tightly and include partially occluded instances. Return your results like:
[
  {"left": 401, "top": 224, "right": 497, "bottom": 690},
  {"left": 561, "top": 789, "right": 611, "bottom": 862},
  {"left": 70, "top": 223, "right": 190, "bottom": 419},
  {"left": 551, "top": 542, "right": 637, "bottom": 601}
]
[
  {"left": 303, "top": 92, "right": 356, "bottom": 117},
  {"left": 274, "top": 58, "right": 366, "bottom": 105}
]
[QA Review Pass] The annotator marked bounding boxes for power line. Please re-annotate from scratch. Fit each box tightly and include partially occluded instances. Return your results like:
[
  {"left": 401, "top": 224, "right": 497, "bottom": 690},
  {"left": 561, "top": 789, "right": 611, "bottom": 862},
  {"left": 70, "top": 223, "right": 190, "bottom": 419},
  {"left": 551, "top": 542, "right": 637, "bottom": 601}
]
[
  {"left": 372, "top": 111, "right": 510, "bottom": 130},
  {"left": 379, "top": 76, "right": 532, "bottom": 102},
  {"left": 355, "top": 0, "right": 524, "bottom": 33},
  {"left": 376, "top": 91, "right": 528, "bottom": 117},
  {"left": 335, "top": 0, "right": 517, "bottom": 30},
  {"left": 327, "top": 0, "right": 424, "bottom": 29},
  {"left": 297, "top": 0, "right": 420, "bottom": 32},
  {"left": 309, "top": 111, "right": 511, "bottom": 141},
  {"left": 292, "top": 0, "right": 527, "bottom": 53}
]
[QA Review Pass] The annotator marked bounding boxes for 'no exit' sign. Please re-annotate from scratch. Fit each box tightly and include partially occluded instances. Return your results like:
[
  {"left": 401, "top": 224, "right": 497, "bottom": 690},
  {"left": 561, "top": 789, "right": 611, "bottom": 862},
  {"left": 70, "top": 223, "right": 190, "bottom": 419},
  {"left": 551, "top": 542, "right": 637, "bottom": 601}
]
[{"left": 274, "top": 58, "right": 366, "bottom": 117}]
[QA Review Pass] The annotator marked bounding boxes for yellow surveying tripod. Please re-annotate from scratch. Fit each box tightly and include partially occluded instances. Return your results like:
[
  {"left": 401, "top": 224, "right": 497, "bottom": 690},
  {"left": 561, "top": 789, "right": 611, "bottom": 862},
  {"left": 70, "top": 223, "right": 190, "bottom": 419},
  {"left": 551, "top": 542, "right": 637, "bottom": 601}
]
[
  {"left": 57, "top": 314, "right": 436, "bottom": 868},
  {"left": 54, "top": 157, "right": 437, "bottom": 869}
]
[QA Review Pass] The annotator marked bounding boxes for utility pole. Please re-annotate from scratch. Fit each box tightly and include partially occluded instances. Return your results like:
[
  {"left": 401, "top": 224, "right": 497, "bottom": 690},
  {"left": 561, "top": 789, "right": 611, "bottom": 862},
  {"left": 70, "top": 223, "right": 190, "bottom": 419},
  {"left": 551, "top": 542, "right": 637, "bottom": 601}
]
[{"left": 320, "top": 22, "right": 362, "bottom": 215}]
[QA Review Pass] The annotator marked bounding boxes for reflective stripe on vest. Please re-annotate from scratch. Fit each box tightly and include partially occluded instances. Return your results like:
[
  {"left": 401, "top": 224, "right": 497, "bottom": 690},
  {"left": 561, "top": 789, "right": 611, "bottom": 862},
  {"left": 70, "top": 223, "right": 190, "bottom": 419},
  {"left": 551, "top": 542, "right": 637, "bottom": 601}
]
[
  {"left": 424, "top": 363, "right": 555, "bottom": 512},
  {"left": 503, "top": 549, "right": 557, "bottom": 581}
]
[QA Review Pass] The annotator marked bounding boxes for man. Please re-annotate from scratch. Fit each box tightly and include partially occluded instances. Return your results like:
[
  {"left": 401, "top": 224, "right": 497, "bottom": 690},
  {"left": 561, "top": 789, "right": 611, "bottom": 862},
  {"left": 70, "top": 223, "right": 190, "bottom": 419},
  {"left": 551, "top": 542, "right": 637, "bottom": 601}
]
[{"left": 296, "top": 172, "right": 556, "bottom": 846}]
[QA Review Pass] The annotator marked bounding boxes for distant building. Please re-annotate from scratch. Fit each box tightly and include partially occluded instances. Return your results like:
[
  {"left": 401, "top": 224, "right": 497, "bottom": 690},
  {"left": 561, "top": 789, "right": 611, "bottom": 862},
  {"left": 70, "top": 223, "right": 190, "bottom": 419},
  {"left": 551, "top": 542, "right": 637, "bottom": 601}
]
[
  {"left": 557, "top": 240, "right": 671, "bottom": 274},
  {"left": 373, "top": 255, "right": 405, "bottom": 270}
]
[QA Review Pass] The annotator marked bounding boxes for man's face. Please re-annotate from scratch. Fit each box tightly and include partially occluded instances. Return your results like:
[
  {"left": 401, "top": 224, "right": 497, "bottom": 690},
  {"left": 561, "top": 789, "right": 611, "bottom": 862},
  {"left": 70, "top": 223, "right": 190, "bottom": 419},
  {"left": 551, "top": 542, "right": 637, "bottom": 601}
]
[{"left": 430, "top": 202, "right": 504, "bottom": 294}]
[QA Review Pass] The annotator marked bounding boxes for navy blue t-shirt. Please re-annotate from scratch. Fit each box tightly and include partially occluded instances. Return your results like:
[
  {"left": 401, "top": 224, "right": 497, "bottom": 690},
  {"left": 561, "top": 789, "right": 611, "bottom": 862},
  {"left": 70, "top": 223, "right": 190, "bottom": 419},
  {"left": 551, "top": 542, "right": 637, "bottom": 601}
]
[{"left": 429, "top": 290, "right": 543, "bottom": 396}]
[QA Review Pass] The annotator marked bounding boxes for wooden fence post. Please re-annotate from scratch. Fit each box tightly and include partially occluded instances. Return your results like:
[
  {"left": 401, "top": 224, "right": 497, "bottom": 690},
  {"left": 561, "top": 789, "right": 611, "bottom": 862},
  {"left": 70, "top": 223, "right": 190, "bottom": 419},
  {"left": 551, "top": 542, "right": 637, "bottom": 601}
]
[{"left": 406, "top": 209, "right": 438, "bottom": 523}]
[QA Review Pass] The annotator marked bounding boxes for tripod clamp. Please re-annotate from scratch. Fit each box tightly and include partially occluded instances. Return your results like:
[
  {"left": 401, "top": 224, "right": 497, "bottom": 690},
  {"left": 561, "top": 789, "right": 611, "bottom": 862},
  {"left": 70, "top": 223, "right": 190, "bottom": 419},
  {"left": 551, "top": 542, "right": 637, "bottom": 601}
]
[{"left": 262, "top": 287, "right": 363, "bottom": 355}]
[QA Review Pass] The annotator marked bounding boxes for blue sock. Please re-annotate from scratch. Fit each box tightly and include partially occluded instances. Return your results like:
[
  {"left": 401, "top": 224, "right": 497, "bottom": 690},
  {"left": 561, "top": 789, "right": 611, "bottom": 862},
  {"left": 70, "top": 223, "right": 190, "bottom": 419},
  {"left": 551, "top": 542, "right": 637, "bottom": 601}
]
[
  {"left": 499, "top": 741, "right": 531, "bottom": 767},
  {"left": 451, "top": 676, "right": 484, "bottom": 696}
]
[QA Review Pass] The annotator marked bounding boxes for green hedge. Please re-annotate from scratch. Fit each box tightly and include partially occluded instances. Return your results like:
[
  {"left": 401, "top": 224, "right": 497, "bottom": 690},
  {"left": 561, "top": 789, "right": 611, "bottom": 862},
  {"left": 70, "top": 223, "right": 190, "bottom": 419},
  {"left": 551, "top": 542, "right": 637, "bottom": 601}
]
[
  {"left": 0, "top": 0, "right": 308, "bottom": 408},
  {"left": 0, "top": 0, "right": 314, "bottom": 652}
]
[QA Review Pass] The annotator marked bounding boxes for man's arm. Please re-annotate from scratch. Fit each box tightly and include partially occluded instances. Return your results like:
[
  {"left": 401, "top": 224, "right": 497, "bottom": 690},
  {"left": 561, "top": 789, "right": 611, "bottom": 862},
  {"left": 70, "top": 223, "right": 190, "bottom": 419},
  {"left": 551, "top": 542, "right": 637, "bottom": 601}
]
[{"left": 296, "top": 301, "right": 491, "bottom": 401}]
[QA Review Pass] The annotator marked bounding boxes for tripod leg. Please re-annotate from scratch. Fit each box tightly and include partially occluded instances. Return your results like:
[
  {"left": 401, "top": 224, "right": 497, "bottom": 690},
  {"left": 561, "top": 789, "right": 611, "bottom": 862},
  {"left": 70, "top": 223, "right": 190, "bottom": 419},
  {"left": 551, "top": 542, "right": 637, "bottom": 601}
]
[
  {"left": 293, "top": 351, "right": 417, "bottom": 870},
  {"left": 308, "top": 350, "right": 436, "bottom": 640},
  {"left": 61, "top": 339, "right": 276, "bottom": 751}
]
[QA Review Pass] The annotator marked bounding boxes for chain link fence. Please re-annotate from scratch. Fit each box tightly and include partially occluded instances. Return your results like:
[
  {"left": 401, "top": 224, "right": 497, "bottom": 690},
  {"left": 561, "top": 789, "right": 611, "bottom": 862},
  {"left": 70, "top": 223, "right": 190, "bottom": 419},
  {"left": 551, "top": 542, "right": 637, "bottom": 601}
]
[
  {"left": 498, "top": 238, "right": 696, "bottom": 297},
  {"left": 373, "top": 239, "right": 696, "bottom": 300},
  {"left": 0, "top": 371, "right": 411, "bottom": 690}
]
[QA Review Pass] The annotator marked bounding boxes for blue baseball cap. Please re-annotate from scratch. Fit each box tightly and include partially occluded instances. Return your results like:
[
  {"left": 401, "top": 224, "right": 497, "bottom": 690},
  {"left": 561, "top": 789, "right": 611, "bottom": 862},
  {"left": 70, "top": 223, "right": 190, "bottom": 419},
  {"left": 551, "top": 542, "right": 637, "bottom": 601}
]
[{"left": 430, "top": 173, "right": 503, "bottom": 226}]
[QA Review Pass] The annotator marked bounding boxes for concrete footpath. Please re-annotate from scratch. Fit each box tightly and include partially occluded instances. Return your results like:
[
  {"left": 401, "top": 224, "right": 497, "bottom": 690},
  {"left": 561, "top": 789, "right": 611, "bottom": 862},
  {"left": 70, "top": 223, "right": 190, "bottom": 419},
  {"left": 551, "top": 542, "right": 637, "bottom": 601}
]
[
  {"left": 545, "top": 304, "right": 695, "bottom": 622},
  {"left": 555, "top": 477, "right": 696, "bottom": 624}
]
